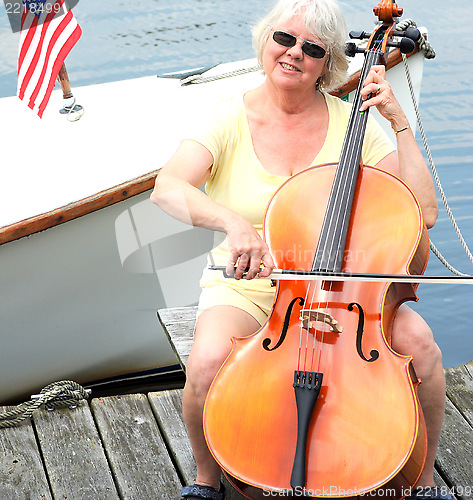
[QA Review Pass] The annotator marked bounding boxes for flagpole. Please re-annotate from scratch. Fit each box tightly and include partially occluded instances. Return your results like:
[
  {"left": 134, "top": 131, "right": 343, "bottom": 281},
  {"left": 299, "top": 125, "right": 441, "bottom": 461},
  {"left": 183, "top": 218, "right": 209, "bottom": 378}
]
[
  {"left": 57, "top": 62, "right": 73, "bottom": 100},
  {"left": 57, "top": 62, "right": 83, "bottom": 118}
]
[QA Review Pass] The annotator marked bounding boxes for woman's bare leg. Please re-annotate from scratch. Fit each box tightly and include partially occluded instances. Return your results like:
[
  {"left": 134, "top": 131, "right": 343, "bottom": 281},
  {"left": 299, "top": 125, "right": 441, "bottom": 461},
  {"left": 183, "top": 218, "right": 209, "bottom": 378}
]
[
  {"left": 182, "top": 305, "right": 261, "bottom": 489},
  {"left": 391, "top": 304, "right": 445, "bottom": 488}
]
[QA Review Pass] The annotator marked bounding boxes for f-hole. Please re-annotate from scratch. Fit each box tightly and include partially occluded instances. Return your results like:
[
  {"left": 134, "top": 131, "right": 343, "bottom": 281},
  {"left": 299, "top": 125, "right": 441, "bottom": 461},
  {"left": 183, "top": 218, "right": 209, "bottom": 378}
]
[
  {"left": 262, "top": 297, "right": 305, "bottom": 351},
  {"left": 348, "top": 302, "right": 379, "bottom": 362}
]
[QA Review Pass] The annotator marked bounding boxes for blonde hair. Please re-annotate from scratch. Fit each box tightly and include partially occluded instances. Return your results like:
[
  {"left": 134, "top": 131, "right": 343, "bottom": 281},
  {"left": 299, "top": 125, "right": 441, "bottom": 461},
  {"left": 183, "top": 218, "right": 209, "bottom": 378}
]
[{"left": 252, "top": 0, "right": 348, "bottom": 90}]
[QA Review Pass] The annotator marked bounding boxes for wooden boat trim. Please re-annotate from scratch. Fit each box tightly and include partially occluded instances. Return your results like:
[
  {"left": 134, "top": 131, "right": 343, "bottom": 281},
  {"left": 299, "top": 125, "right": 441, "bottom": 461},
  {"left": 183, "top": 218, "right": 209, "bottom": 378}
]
[
  {"left": 0, "top": 47, "right": 419, "bottom": 247},
  {"left": 0, "top": 170, "right": 159, "bottom": 246}
]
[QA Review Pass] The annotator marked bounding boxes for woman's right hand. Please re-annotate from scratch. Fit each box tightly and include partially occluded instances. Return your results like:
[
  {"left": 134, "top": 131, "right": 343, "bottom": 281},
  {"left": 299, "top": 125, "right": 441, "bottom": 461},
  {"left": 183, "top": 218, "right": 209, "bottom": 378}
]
[
  {"left": 152, "top": 140, "right": 275, "bottom": 280},
  {"left": 225, "top": 217, "right": 274, "bottom": 280}
]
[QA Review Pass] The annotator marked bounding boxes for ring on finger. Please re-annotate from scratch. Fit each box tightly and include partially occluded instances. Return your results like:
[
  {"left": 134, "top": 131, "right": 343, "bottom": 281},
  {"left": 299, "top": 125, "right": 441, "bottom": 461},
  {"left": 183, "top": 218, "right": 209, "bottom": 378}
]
[{"left": 376, "top": 84, "right": 381, "bottom": 95}]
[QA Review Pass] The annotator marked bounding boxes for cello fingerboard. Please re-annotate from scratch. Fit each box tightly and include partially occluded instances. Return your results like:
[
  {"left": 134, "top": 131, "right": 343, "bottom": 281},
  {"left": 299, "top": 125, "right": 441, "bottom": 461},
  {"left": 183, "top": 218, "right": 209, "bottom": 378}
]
[{"left": 312, "top": 48, "right": 382, "bottom": 273}]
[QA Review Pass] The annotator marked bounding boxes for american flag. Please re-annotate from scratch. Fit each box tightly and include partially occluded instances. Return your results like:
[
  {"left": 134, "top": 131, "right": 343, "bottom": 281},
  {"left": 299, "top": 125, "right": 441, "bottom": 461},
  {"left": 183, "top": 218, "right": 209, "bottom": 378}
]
[{"left": 17, "top": 0, "right": 82, "bottom": 118}]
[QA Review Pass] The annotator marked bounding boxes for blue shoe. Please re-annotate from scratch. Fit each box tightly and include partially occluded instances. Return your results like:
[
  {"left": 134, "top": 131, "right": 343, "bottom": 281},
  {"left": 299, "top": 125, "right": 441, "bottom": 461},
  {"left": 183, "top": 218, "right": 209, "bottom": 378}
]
[{"left": 181, "top": 482, "right": 225, "bottom": 500}]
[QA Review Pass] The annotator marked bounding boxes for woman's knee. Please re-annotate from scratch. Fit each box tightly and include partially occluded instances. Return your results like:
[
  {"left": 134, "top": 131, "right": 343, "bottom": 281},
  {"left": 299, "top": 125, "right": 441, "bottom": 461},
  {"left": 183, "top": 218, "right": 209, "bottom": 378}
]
[
  {"left": 186, "top": 344, "right": 229, "bottom": 399},
  {"left": 392, "top": 304, "right": 442, "bottom": 374},
  {"left": 185, "top": 305, "right": 259, "bottom": 400}
]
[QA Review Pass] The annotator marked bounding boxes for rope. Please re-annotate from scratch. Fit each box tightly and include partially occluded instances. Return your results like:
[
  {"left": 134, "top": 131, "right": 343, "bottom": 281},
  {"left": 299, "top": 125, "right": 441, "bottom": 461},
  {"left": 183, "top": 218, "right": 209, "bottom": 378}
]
[
  {"left": 429, "top": 241, "right": 469, "bottom": 276},
  {"left": 180, "top": 64, "right": 261, "bottom": 86},
  {"left": 0, "top": 381, "right": 90, "bottom": 429},
  {"left": 60, "top": 97, "right": 84, "bottom": 122},
  {"left": 400, "top": 45, "right": 473, "bottom": 276}
]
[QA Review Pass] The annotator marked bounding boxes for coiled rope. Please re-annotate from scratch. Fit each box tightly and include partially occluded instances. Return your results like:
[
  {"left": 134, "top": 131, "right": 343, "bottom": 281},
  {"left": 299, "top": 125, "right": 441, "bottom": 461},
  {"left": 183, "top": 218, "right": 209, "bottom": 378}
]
[
  {"left": 397, "top": 21, "right": 473, "bottom": 276},
  {"left": 0, "top": 380, "right": 90, "bottom": 429},
  {"left": 396, "top": 19, "right": 436, "bottom": 59},
  {"left": 59, "top": 97, "right": 84, "bottom": 122}
]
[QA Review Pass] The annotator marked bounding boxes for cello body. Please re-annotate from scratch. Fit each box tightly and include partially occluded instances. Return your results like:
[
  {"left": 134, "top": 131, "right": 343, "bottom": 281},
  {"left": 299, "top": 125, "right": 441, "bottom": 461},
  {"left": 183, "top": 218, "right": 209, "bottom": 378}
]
[{"left": 203, "top": 164, "right": 428, "bottom": 498}]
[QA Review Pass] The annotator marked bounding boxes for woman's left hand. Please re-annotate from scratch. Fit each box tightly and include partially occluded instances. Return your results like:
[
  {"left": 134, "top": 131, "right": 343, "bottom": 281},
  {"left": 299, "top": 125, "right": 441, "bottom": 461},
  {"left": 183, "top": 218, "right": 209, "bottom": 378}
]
[{"left": 359, "top": 65, "right": 406, "bottom": 128}]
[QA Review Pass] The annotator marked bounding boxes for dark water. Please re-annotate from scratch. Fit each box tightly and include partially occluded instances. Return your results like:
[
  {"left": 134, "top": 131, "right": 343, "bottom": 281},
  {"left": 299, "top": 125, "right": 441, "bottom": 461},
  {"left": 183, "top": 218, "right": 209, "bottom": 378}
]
[{"left": 0, "top": 0, "right": 472, "bottom": 366}]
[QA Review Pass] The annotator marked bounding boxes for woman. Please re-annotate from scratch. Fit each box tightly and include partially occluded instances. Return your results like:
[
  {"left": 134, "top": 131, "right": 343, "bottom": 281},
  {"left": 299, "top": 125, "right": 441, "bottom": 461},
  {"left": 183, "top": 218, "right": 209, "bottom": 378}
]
[{"left": 151, "top": 1, "right": 446, "bottom": 499}]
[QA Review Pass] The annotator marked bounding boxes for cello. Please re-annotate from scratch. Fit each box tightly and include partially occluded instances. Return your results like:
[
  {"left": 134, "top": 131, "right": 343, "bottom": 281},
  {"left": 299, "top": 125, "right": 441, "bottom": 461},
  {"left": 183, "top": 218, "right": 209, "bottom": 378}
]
[{"left": 203, "top": 1, "right": 428, "bottom": 497}]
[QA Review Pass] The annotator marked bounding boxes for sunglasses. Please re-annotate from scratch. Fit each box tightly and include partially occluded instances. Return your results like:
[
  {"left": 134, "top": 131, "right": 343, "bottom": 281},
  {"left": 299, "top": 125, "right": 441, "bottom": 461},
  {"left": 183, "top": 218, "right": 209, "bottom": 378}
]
[{"left": 272, "top": 30, "right": 326, "bottom": 59}]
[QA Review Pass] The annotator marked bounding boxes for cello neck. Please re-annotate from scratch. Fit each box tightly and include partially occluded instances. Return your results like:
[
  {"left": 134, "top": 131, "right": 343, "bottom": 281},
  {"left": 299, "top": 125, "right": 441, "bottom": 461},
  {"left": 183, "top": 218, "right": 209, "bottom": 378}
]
[{"left": 312, "top": 47, "right": 383, "bottom": 274}]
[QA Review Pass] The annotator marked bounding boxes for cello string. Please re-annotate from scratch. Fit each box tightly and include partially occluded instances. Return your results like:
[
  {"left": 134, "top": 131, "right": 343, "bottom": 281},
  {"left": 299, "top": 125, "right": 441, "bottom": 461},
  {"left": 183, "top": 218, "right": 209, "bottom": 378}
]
[
  {"left": 335, "top": 46, "right": 381, "bottom": 265},
  {"left": 311, "top": 49, "right": 381, "bottom": 270},
  {"left": 298, "top": 281, "right": 312, "bottom": 373},
  {"left": 324, "top": 43, "right": 382, "bottom": 271},
  {"left": 307, "top": 47, "right": 381, "bottom": 374},
  {"left": 324, "top": 48, "right": 380, "bottom": 271},
  {"left": 307, "top": 88, "right": 367, "bottom": 372},
  {"left": 296, "top": 244, "right": 316, "bottom": 373},
  {"left": 315, "top": 48, "right": 381, "bottom": 375},
  {"left": 307, "top": 84, "right": 362, "bottom": 374},
  {"left": 332, "top": 48, "right": 379, "bottom": 263}
]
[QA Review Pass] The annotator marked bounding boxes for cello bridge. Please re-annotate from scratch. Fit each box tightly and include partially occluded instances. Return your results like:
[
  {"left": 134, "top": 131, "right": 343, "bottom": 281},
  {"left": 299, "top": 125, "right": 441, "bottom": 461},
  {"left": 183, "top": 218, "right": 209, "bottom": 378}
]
[{"left": 299, "top": 309, "right": 343, "bottom": 333}]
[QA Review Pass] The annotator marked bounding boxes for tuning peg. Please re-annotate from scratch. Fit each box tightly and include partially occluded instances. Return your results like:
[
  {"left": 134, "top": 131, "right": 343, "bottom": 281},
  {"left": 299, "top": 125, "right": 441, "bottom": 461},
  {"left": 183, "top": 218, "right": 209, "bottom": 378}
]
[
  {"left": 387, "top": 37, "right": 416, "bottom": 54},
  {"left": 345, "top": 42, "right": 365, "bottom": 57},
  {"left": 349, "top": 30, "right": 371, "bottom": 40},
  {"left": 392, "top": 26, "right": 420, "bottom": 42}
]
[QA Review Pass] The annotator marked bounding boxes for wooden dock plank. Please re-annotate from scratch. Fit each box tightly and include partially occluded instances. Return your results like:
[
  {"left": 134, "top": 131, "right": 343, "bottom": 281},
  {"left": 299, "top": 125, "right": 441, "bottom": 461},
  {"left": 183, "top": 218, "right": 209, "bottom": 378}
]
[
  {"left": 33, "top": 400, "right": 119, "bottom": 500},
  {"left": 0, "top": 408, "right": 52, "bottom": 500},
  {"left": 444, "top": 360, "right": 473, "bottom": 427},
  {"left": 149, "top": 389, "right": 248, "bottom": 500},
  {"left": 148, "top": 389, "right": 196, "bottom": 484},
  {"left": 158, "top": 306, "right": 196, "bottom": 370},
  {"left": 91, "top": 393, "right": 182, "bottom": 499},
  {"left": 435, "top": 398, "right": 473, "bottom": 500}
]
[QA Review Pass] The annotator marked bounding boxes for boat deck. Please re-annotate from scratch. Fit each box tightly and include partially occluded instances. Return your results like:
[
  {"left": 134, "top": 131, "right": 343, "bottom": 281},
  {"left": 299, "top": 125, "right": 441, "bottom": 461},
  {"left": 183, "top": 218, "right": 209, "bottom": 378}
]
[{"left": 1, "top": 306, "right": 471, "bottom": 500}]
